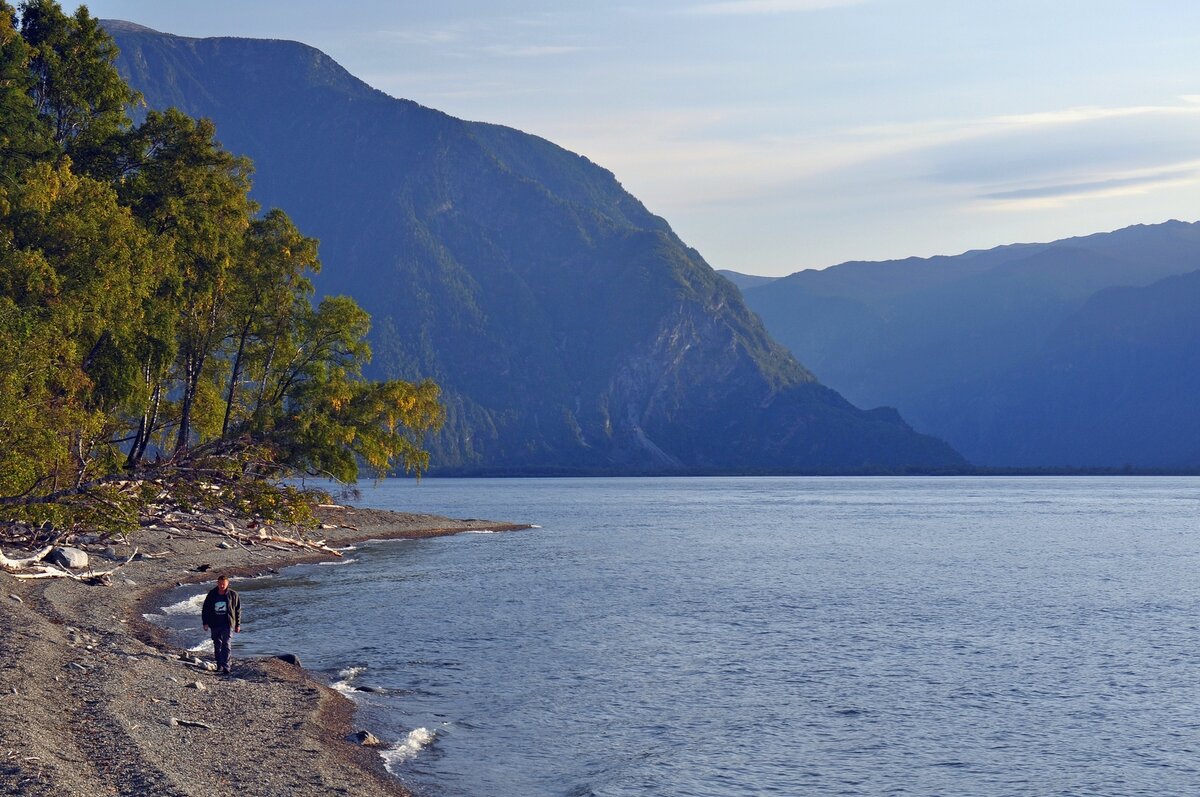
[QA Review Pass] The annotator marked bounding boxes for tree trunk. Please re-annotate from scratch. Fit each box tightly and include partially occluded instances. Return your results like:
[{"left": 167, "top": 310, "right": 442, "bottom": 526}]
[
  {"left": 222, "top": 317, "right": 252, "bottom": 437},
  {"left": 127, "top": 378, "right": 161, "bottom": 469},
  {"left": 175, "top": 353, "right": 197, "bottom": 453}
]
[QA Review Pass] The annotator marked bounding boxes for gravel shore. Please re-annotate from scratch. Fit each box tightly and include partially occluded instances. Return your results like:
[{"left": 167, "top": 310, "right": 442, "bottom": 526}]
[{"left": 0, "top": 505, "right": 527, "bottom": 796}]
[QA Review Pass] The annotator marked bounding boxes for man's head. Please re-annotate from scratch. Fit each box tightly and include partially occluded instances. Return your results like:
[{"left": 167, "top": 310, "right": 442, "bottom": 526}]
[{"left": 216, "top": 574, "right": 230, "bottom": 593}]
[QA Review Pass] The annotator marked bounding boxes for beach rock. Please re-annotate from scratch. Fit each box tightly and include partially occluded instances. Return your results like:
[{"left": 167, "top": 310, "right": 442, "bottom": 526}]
[
  {"left": 274, "top": 653, "right": 302, "bottom": 667},
  {"left": 169, "top": 716, "right": 214, "bottom": 730},
  {"left": 49, "top": 547, "right": 88, "bottom": 570},
  {"left": 186, "top": 681, "right": 206, "bottom": 691},
  {"left": 355, "top": 686, "right": 387, "bottom": 694},
  {"left": 348, "top": 730, "right": 383, "bottom": 747},
  {"left": 8, "top": 594, "right": 22, "bottom": 603},
  {"left": 217, "top": 541, "right": 234, "bottom": 549},
  {"left": 103, "top": 546, "right": 118, "bottom": 558}
]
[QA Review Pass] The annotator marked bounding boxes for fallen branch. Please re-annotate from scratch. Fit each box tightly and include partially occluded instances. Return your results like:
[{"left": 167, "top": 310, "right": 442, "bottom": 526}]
[
  {"left": 0, "top": 545, "right": 53, "bottom": 572},
  {"left": 161, "top": 516, "right": 341, "bottom": 557},
  {"left": 241, "top": 529, "right": 342, "bottom": 557},
  {"left": 8, "top": 548, "right": 138, "bottom": 582}
]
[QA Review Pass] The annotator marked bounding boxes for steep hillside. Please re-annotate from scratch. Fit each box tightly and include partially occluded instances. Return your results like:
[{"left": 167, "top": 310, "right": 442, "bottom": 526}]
[
  {"left": 105, "top": 21, "right": 963, "bottom": 473},
  {"left": 736, "top": 221, "right": 1200, "bottom": 467},
  {"left": 924, "top": 268, "right": 1200, "bottom": 467}
]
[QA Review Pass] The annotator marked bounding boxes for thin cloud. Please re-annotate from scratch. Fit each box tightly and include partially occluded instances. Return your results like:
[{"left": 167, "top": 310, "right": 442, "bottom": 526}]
[
  {"left": 371, "top": 27, "right": 464, "bottom": 46},
  {"left": 481, "top": 44, "right": 592, "bottom": 58},
  {"left": 974, "top": 164, "right": 1200, "bottom": 212}
]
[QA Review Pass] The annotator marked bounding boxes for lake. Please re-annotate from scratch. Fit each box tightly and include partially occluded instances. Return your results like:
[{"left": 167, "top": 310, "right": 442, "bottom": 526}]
[{"left": 152, "top": 477, "right": 1200, "bottom": 796}]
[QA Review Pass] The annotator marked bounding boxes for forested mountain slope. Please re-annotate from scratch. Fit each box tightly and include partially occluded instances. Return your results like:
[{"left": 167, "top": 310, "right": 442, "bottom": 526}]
[{"left": 106, "top": 21, "right": 963, "bottom": 473}]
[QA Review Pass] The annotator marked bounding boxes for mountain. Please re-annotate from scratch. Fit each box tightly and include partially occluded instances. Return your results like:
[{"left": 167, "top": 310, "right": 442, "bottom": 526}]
[
  {"left": 104, "top": 21, "right": 963, "bottom": 474},
  {"left": 716, "top": 270, "right": 779, "bottom": 291},
  {"left": 733, "top": 221, "right": 1200, "bottom": 468},
  {"left": 922, "top": 268, "right": 1200, "bottom": 468}
]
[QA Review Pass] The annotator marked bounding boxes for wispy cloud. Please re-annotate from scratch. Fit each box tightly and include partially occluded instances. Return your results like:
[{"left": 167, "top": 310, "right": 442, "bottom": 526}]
[
  {"left": 973, "top": 163, "right": 1200, "bottom": 212},
  {"left": 684, "top": 0, "right": 868, "bottom": 15},
  {"left": 371, "top": 27, "right": 464, "bottom": 46},
  {"left": 481, "top": 44, "right": 592, "bottom": 58},
  {"left": 536, "top": 97, "right": 1200, "bottom": 226}
]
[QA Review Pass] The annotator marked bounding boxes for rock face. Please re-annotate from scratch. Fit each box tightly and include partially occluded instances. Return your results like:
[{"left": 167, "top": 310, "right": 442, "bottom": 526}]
[
  {"left": 49, "top": 547, "right": 88, "bottom": 570},
  {"left": 105, "top": 21, "right": 965, "bottom": 473}
]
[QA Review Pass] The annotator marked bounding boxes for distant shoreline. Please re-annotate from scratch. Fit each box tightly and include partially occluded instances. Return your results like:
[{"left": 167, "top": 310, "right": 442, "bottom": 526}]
[
  {"left": 0, "top": 505, "right": 529, "bottom": 797},
  {"left": 423, "top": 466, "right": 1200, "bottom": 477}
]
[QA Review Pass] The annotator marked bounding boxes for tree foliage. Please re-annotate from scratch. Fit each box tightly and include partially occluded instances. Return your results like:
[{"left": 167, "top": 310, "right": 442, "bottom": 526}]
[{"left": 0, "top": 1, "right": 443, "bottom": 534}]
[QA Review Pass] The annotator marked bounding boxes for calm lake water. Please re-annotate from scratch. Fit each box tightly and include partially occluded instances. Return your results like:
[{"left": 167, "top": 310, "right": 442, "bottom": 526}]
[{"left": 154, "top": 477, "right": 1200, "bottom": 796}]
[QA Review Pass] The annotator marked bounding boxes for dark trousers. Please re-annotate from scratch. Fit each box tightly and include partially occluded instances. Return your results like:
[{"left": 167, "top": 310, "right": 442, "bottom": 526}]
[{"left": 210, "top": 624, "right": 232, "bottom": 670}]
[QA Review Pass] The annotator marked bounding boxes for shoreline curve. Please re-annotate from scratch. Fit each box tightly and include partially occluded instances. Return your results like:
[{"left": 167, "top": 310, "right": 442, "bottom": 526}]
[{"left": 0, "top": 504, "right": 530, "bottom": 797}]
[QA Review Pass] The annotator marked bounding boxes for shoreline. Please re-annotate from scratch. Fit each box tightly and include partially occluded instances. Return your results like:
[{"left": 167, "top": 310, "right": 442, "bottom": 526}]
[{"left": 0, "top": 505, "right": 529, "bottom": 797}]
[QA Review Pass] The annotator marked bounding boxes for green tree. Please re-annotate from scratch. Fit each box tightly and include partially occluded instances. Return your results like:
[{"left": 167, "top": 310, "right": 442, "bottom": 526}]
[
  {"left": 252, "top": 296, "right": 445, "bottom": 481},
  {"left": 0, "top": 3, "right": 49, "bottom": 182},
  {"left": 0, "top": 159, "right": 154, "bottom": 495},
  {"left": 1, "top": 2, "right": 443, "bottom": 534},
  {"left": 17, "top": 0, "right": 138, "bottom": 174},
  {"left": 221, "top": 208, "right": 319, "bottom": 437},
  {"left": 120, "top": 109, "right": 254, "bottom": 455}
]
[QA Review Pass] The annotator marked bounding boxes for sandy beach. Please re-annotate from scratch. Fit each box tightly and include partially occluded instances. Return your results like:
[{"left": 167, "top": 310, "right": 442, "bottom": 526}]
[{"left": 0, "top": 505, "right": 527, "bottom": 797}]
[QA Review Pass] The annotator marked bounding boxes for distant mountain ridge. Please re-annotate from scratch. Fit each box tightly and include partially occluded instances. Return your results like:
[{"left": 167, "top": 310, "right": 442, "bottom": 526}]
[
  {"left": 732, "top": 221, "right": 1200, "bottom": 468},
  {"left": 104, "top": 21, "right": 964, "bottom": 473}
]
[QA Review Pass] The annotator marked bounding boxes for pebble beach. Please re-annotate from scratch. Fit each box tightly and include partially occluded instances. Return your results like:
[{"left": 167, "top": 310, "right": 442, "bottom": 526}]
[{"left": 0, "top": 505, "right": 526, "bottom": 796}]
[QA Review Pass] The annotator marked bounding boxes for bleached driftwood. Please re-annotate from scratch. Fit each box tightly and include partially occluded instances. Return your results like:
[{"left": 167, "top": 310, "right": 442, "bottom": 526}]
[
  {"left": 7, "top": 548, "right": 139, "bottom": 581},
  {"left": 165, "top": 517, "right": 342, "bottom": 557},
  {"left": 241, "top": 529, "right": 343, "bottom": 557},
  {"left": 0, "top": 545, "right": 54, "bottom": 571}
]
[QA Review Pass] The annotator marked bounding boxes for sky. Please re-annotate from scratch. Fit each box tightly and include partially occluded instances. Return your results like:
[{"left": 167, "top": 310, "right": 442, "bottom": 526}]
[{"left": 79, "top": 0, "right": 1200, "bottom": 276}]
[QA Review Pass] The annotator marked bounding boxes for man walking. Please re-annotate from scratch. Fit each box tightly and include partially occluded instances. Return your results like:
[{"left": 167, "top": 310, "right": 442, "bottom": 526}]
[{"left": 201, "top": 574, "right": 242, "bottom": 675}]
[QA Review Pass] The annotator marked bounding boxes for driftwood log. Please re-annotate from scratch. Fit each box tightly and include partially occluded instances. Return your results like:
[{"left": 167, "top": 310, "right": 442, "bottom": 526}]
[{"left": 1, "top": 548, "right": 139, "bottom": 581}]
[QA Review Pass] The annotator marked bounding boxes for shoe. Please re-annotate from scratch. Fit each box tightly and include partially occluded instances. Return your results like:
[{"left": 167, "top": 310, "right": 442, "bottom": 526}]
[{"left": 220, "top": 667, "right": 231, "bottom": 675}]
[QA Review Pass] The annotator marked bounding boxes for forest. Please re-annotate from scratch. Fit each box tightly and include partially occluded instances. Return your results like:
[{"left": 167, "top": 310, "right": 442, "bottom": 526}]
[{"left": 0, "top": 0, "right": 443, "bottom": 536}]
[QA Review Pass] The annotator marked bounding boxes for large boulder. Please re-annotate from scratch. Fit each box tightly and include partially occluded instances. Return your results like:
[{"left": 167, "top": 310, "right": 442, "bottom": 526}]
[{"left": 49, "top": 547, "right": 88, "bottom": 570}]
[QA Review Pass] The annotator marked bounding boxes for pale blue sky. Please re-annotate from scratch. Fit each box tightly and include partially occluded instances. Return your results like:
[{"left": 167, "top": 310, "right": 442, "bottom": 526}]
[{"left": 82, "top": 0, "right": 1200, "bottom": 275}]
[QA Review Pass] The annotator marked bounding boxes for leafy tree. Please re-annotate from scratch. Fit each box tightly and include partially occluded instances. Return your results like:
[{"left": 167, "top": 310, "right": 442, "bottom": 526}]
[
  {"left": 119, "top": 108, "right": 255, "bottom": 454},
  {"left": 221, "top": 208, "right": 319, "bottom": 437},
  {"left": 0, "top": 3, "right": 49, "bottom": 182},
  {"left": 253, "top": 297, "right": 445, "bottom": 481},
  {"left": 0, "top": 1, "right": 444, "bottom": 537},
  {"left": 0, "top": 160, "right": 154, "bottom": 495},
  {"left": 17, "top": 0, "right": 137, "bottom": 174}
]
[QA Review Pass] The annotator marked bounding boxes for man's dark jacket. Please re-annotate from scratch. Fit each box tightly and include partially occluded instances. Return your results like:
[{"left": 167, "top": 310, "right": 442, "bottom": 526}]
[{"left": 201, "top": 587, "right": 241, "bottom": 629}]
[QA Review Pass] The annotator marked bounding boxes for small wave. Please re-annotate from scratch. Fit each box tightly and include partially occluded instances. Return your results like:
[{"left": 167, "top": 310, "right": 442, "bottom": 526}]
[
  {"left": 381, "top": 727, "right": 436, "bottom": 772},
  {"left": 160, "top": 593, "right": 206, "bottom": 616},
  {"left": 317, "top": 557, "right": 359, "bottom": 566},
  {"left": 464, "top": 529, "right": 497, "bottom": 534},
  {"left": 189, "top": 639, "right": 214, "bottom": 653},
  {"left": 331, "top": 665, "right": 367, "bottom": 695}
]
